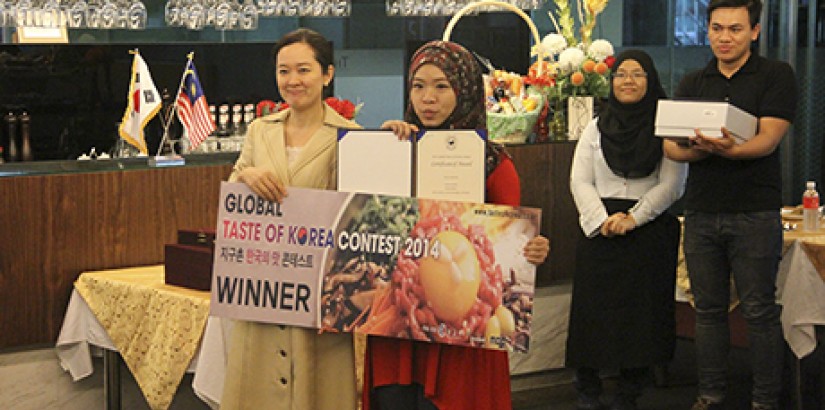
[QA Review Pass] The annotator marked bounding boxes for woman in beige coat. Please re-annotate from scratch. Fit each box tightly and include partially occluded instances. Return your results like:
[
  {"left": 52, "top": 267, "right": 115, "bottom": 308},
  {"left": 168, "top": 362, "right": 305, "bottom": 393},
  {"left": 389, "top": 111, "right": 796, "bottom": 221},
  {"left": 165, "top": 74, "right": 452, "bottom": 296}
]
[{"left": 220, "top": 28, "right": 361, "bottom": 410}]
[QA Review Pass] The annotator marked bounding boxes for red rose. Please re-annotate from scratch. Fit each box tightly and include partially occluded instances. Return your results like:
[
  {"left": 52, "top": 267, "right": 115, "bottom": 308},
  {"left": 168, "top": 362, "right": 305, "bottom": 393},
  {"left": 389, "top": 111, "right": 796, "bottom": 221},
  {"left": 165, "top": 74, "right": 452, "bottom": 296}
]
[
  {"left": 256, "top": 100, "right": 277, "bottom": 117},
  {"left": 325, "top": 97, "right": 357, "bottom": 120},
  {"left": 604, "top": 55, "right": 616, "bottom": 69}
]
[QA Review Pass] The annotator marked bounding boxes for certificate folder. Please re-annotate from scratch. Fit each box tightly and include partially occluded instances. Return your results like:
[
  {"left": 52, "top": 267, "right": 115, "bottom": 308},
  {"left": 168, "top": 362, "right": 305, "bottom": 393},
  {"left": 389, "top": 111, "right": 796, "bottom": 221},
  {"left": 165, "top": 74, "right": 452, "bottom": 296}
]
[
  {"left": 415, "top": 129, "right": 486, "bottom": 203},
  {"left": 337, "top": 129, "right": 486, "bottom": 203},
  {"left": 338, "top": 129, "right": 412, "bottom": 197}
]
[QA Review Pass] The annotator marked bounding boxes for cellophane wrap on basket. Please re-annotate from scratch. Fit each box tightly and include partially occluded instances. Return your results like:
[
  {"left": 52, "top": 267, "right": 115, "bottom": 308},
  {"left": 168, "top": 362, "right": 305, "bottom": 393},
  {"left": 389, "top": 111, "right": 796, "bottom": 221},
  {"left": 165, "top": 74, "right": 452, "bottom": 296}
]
[{"left": 487, "top": 93, "right": 543, "bottom": 144}]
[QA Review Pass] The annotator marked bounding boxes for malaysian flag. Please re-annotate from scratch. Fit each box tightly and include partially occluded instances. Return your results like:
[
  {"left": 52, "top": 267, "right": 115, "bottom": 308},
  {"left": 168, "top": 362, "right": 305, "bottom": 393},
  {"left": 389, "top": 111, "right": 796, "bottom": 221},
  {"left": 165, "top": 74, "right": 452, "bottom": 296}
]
[{"left": 176, "top": 59, "right": 215, "bottom": 150}]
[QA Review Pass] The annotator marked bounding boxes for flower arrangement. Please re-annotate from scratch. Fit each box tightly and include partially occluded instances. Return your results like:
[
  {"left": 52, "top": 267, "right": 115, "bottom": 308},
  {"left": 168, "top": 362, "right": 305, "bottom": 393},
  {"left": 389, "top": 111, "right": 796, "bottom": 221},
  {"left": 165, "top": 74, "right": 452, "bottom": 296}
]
[
  {"left": 528, "top": 0, "right": 615, "bottom": 103},
  {"left": 324, "top": 96, "right": 362, "bottom": 120},
  {"left": 256, "top": 100, "right": 282, "bottom": 117},
  {"left": 255, "top": 97, "right": 362, "bottom": 120}
]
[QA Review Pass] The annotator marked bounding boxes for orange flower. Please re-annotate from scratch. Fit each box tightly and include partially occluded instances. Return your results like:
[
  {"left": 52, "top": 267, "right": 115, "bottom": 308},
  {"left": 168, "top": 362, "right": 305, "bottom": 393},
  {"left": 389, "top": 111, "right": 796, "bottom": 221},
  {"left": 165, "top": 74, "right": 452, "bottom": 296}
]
[
  {"left": 570, "top": 71, "right": 585, "bottom": 86},
  {"left": 594, "top": 62, "right": 609, "bottom": 75},
  {"left": 529, "top": 60, "right": 553, "bottom": 79},
  {"left": 582, "top": 60, "right": 596, "bottom": 73}
]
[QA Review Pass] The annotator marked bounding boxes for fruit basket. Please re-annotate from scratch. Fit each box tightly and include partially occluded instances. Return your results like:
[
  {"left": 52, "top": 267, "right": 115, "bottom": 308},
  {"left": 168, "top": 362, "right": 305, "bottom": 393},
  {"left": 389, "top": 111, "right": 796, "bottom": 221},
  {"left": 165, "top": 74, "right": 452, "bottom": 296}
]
[
  {"left": 443, "top": 0, "right": 545, "bottom": 144},
  {"left": 486, "top": 87, "right": 543, "bottom": 144}
]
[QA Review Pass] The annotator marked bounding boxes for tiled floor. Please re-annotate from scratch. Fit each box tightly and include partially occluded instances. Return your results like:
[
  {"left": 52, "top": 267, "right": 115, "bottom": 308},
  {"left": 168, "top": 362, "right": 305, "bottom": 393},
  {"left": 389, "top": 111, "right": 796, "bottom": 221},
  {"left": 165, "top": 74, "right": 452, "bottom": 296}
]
[
  {"left": 0, "top": 347, "right": 210, "bottom": 410},
  {"left": 511, "top": 338, "right": 809, "bottom": 410},
  {"left": 4, "top": 280, "right": 820, "bottom": 409},
  {"left": 2, "top": 338, "right": 821, "bottom": 409}
]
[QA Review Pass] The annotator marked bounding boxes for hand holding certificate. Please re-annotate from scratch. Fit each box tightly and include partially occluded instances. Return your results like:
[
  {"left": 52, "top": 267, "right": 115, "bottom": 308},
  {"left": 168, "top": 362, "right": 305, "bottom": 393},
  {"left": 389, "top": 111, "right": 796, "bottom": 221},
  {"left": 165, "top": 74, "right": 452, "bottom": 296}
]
[{"left": 338, "top": 129, "right": 487, "bottom": 202}]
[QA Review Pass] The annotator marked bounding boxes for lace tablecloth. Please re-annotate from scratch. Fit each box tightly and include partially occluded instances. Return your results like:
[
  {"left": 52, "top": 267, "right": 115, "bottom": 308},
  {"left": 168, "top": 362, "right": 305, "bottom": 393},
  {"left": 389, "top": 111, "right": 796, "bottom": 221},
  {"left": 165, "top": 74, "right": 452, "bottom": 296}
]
[{"left": 58, "top": 265, "right": 210, "bottom": 410}]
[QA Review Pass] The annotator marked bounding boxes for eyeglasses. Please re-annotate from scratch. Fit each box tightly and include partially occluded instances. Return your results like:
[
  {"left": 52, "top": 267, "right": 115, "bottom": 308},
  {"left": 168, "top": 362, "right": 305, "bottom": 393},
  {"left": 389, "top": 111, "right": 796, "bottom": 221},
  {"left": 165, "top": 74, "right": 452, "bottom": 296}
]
[{"left": 613, "top": 72, "right": 647, "bottom": 80}]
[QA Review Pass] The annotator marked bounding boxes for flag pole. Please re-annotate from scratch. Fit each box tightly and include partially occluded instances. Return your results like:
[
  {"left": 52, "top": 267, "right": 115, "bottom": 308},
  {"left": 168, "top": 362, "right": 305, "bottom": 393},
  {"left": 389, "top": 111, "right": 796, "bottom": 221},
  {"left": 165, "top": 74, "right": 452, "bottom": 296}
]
[
  {"left": 154, "top": 51, "right": 195, "bottom": 157},
  {"left": 118, "top": 48, "right": 141, "bottom": 154}
]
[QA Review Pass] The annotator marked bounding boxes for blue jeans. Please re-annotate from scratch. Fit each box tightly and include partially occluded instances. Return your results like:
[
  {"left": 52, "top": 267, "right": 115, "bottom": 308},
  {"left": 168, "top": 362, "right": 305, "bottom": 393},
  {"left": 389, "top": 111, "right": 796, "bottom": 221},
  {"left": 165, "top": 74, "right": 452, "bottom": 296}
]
[{"left": 684, "top": 211, "right": 784, "bottom": 407}]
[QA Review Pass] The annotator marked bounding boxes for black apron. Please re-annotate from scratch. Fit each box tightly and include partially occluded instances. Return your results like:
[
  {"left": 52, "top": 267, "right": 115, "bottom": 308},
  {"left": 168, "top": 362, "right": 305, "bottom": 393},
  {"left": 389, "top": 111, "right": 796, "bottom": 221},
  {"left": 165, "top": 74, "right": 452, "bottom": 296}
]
[{"left": 566, "top": 198, "right": 680, "bottom": 369}]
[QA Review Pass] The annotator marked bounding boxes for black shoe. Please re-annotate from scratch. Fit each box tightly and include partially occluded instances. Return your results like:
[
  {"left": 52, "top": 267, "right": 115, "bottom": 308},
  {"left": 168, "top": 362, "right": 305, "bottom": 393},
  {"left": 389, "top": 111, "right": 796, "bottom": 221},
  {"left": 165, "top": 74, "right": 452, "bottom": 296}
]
[
  {"left": 576, "top": 394, "right": 604, "bottom": 410},
  {"left": 691, "top": 397, "right": 724, "bottom": 410},
  {"left": 610, "top": 396, "right": 637, "bottom": 410}
]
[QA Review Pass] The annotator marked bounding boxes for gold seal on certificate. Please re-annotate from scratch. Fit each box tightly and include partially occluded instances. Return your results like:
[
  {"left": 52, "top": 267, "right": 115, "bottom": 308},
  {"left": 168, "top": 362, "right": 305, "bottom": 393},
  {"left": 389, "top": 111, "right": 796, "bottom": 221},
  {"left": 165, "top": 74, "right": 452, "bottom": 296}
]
[{"left": 415, "top": 130, "right": 486, "bottom": 203}]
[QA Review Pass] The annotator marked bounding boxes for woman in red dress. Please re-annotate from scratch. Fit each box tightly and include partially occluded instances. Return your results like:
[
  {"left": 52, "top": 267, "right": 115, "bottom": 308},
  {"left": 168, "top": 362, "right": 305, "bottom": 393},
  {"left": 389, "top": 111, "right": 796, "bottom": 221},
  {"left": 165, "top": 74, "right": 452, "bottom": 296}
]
[{"left": 362, "top": 40, "right": 550, "bottom": 410}]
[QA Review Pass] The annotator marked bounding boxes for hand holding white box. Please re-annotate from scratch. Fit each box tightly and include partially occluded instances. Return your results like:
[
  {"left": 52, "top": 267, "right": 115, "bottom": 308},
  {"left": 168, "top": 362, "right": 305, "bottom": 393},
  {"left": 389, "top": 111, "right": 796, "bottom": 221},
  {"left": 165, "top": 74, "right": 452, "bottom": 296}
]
[{"left": 655, "top": 100, "right": 757, "bottom": 144}]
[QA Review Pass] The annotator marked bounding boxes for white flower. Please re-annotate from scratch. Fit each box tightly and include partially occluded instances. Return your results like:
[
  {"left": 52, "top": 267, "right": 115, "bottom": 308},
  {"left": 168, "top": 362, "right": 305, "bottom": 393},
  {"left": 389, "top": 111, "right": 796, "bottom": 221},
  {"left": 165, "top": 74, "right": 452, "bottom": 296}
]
[
  {"left": 587, "top": 39, "right": 614, "bottom": 62},
  {"left": 541, "top": 33, "right": 568, "bottom": 56},
  {"left": 557, "top": 47, "right": 586, "bottom": 73}
]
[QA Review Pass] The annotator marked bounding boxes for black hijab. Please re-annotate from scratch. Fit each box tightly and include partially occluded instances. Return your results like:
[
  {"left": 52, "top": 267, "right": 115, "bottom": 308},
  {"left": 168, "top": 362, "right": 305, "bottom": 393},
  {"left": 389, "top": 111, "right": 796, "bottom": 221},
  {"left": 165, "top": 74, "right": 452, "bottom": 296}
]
[{"left": 597, "top": 49, "right": 667, "bottom": 178}]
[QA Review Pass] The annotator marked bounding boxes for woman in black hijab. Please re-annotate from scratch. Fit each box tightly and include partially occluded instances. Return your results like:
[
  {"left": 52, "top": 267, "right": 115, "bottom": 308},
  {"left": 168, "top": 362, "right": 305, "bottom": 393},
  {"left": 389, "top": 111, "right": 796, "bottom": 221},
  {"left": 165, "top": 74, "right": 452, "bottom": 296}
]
[{"left": 566, "top": 49, "right": 688, "bottom": 410}]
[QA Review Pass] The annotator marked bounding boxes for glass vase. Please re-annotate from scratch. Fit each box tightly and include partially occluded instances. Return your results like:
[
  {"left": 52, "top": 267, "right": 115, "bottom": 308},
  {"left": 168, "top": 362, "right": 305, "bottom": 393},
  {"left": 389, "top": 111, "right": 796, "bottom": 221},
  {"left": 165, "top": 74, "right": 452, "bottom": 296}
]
[{"left": 550, "top": 103, "right": 567, "bottom": 141}]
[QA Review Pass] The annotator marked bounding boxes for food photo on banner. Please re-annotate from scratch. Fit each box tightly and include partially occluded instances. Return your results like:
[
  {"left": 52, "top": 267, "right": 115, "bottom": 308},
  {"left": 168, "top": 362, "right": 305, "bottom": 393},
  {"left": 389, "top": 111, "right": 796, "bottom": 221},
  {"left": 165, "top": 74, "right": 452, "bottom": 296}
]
[{"left": 210, "top": 182, "right": 541, "bottom": 352}]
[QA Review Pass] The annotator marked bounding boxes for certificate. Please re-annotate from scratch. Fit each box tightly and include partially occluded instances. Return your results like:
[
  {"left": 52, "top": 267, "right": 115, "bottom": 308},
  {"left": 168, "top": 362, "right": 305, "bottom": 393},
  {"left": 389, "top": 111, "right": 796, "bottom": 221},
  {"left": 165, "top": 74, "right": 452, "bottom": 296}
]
[
  {"left": 338, "top": 129, "right": 412, "bottom": 197},
  {"left": 415, "top": 130, "right": 486, "bottom": 203}
]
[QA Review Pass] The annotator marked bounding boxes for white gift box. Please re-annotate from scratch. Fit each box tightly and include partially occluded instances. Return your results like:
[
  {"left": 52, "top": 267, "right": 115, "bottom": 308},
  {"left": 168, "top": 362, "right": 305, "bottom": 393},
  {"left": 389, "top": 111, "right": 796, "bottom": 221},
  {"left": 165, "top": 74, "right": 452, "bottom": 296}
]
[{"left": 655, "top": 100, "right": 757, "bottom": 144}]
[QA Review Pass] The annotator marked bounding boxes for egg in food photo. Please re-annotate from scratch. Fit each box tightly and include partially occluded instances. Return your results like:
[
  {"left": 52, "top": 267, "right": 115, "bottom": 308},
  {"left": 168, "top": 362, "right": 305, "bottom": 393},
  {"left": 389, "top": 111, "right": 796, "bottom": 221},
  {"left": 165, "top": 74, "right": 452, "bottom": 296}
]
[{"left": 356, "top": 200, "right": 539, "bottom": 352}]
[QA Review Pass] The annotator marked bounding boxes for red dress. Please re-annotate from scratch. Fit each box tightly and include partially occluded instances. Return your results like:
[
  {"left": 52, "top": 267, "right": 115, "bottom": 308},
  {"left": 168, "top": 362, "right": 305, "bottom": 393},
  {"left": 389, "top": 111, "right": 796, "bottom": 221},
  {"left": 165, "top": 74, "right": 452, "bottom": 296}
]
[{"left": 363, "top": 154, "right": 521, "bottom": 410}]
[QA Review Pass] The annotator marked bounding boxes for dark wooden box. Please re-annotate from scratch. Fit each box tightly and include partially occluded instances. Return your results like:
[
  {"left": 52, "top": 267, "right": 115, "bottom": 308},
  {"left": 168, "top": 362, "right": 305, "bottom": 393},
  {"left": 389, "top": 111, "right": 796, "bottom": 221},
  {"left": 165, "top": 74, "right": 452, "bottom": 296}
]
[
  {"left": 164, "top": 241, "right": 214, "bottom": 291},
  {"left": 177, "top": 229, "right": 216, "bottom": 249}
]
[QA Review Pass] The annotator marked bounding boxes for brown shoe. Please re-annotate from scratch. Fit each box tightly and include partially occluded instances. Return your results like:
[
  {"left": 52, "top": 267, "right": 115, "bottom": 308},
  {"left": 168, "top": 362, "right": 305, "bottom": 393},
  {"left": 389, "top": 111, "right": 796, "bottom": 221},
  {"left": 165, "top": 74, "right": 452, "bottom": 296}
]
[{"left": 691, "top": 397, "right": 724, "bottom": 410}]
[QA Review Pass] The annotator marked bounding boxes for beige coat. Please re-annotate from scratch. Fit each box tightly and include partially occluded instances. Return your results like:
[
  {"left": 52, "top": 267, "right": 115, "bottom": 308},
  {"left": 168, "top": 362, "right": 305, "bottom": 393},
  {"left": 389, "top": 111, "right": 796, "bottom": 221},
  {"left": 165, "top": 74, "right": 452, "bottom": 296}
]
[{"left": 221, "top": 105, "right": 361, "bottom": 410}]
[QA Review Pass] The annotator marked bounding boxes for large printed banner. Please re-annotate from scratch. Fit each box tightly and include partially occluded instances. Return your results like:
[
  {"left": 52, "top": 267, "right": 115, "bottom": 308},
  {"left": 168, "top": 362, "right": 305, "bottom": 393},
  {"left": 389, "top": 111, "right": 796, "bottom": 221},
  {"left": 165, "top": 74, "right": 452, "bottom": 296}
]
[{"left": 211, "top": 182, "right": 540, "bottom": 351}]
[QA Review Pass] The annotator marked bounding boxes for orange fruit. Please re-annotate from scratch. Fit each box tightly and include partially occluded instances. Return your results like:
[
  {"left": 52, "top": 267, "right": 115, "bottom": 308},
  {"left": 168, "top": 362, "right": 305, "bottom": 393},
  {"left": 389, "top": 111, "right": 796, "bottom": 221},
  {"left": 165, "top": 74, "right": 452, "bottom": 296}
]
[
  {"left": 582, "top": 60, "right": 596, "bottom": 73},
  {"left": 594, "top": 62, "right": 609, "bottom": 75},
  {"left": 570, "top": 71, "right": 585, "bottom": 86}
]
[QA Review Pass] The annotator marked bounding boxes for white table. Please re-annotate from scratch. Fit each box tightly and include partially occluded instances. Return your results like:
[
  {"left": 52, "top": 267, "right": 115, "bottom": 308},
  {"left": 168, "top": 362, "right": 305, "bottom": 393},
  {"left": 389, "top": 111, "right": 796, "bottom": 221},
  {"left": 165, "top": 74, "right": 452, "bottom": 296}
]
[
  {"left": 55, "top": 266, "right": 212, "bottom": 410},
  {"left": 56, "top": 288, "right": 235, "bottom": 410},
  {"left": 777, "top": 239, "right": 825, "bottom": 358}
]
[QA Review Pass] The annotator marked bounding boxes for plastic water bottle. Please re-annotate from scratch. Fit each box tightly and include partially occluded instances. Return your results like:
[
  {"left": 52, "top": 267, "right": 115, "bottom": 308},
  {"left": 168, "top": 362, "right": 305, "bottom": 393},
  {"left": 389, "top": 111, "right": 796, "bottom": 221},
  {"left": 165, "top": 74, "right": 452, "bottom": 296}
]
[{"left": 803, "top": 181, "right": 820, "bottom": 231}]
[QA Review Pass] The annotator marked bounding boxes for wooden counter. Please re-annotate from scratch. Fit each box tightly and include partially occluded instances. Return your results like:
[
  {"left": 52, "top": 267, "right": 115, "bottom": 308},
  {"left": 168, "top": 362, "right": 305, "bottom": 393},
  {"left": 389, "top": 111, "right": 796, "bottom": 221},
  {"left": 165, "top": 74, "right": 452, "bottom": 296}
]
[
  {"left": 0, "top": 143, "right": 579, "bottom": 348},
  {"left": 0, "top": 161, "right": 232, "bottom": 349},
  {"left": 508, "top": 141, "right": 580, "bottom": 286}
]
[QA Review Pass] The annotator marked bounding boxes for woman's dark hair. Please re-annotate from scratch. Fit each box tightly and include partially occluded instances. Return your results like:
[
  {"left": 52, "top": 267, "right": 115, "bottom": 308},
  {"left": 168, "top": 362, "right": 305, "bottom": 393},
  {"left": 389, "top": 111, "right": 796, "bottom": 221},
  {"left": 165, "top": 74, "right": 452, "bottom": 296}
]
[
  {"left": 707, "top": 0, "right": 762, "bottom": 28},
  {"left": 272, "top": 28, "right": 334, "bottom": 74}
]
